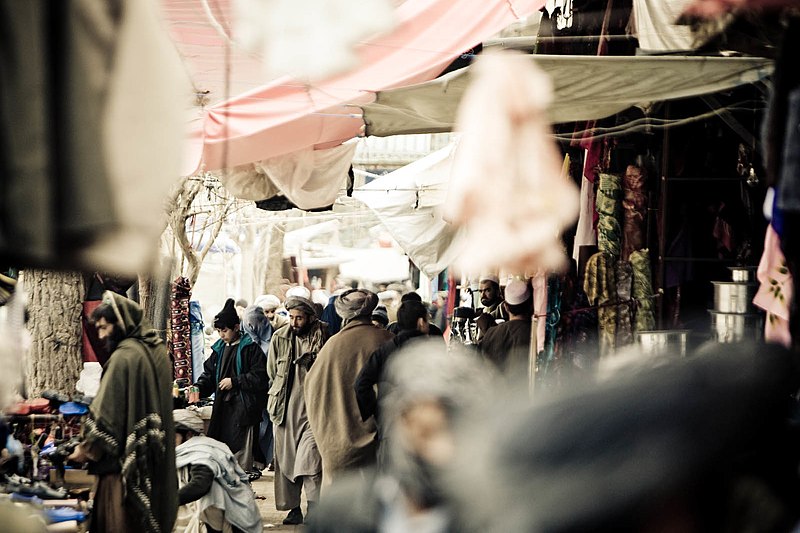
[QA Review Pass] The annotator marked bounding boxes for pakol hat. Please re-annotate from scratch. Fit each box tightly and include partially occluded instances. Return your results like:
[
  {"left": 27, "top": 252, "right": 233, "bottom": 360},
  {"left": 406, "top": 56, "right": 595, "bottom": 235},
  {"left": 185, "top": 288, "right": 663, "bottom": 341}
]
[
  {"left": 480, "top": 273, "right": 500, "bottom": 285},
  {"left": 505, "top": 279, "right": 531, "bottom": 305}
]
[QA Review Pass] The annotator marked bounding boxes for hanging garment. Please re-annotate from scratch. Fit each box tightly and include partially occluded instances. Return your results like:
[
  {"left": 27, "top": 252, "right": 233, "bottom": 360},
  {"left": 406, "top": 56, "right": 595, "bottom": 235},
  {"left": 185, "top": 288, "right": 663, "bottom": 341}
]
[
  {"left": 572, "top": 175, "right": 598, "bottom": 262},
  {"left": 753, "top": 225, "right": 792, "bottom": 348},
  {"left": 584, "top": 251, "right": 617, "bottom": 357},
  {"left": 622, "top": 165, "right": 648, "bottom": 261},
  {"left": 445, "top": 51, "right": 579, "bottom": 275},
  {"left": 0, "top": 0, "right": 189, "bottom": 274},
  {"left": 170, "top": 277, "right": 193, "bottom": 382},
  {"left": 630, "top": 249, "right": 656, "bottom": 332},
  {"left": 596, "top": 173, "right": 623, "bottom": 258},
  {"left": 632, "top": 0, "right": 695, "bottom": 53},
  {"left": 189, "top": 302, "right": 206, "bottom": 382},
  {"left": 615, "top": 260, "right": 634, "bottom": 348}
]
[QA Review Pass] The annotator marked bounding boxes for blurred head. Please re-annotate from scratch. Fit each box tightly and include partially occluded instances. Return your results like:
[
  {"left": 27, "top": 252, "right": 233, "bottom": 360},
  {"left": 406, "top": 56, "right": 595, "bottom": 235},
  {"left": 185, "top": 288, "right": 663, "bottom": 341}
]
[
  {"left": 334, "top": 289, "right": 379, "bottom": 324},
  {"left": 383, "top": 342, "right": 493, "bottom": 510},
  {"left": 371, "top": 305, "right": 389, "bottom": 328},
  {"left": 397, "top": 300, "right": 430, "bottom": 333}
]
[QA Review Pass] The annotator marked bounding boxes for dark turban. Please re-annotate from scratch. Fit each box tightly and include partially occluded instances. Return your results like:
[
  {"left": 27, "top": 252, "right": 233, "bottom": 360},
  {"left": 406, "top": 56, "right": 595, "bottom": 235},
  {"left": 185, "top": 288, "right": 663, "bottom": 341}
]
[
  {"left": 213, "top": 298, "right": 239, "bottom": 329},
  {"left": 334, "top": 289, "right": 378, "bottom": 323},
  {"left": 285, "top": 296, "right": 316, "bottom": 318}
]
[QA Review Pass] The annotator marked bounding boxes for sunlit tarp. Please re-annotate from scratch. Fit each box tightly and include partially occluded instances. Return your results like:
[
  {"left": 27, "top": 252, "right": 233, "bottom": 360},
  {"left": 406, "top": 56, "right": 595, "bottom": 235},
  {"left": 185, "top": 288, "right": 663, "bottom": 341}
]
[{"left": 363, "top": 55, "right": 772, "bottom": 137}]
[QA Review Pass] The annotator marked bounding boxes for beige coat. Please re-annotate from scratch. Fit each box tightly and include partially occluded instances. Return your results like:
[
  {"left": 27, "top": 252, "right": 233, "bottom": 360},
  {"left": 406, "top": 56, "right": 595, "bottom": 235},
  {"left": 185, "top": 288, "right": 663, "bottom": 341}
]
[{"left": 304, "top": 318, "right": 393, "bottom": 484}]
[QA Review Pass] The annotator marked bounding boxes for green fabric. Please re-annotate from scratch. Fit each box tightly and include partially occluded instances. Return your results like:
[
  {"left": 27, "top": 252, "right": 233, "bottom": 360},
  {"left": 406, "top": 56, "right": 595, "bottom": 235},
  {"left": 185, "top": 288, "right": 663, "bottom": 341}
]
[
  {"left": 595, "top": 190, "right": 619, "bottom": 217},
  {"left": 598, "top": 216, "right": 622, "bottom": 257},
  {"left": 584, "top": 252, "right": 617, "bottom": 357},
  {"left": 86, "top": 291, "right": 177, "bottom": 533},
  {"left": 598, "top": 172, "right": 622, "bottom": 193},
  {"left": 630, "top": 249, "right": 656, "bottom": 332}
]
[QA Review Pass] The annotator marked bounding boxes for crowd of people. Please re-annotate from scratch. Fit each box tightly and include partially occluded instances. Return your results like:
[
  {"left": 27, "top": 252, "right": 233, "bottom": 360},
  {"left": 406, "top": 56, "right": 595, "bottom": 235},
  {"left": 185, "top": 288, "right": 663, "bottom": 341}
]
[{"left": 59, "top": 263, "right": 800, "bottom": 533}]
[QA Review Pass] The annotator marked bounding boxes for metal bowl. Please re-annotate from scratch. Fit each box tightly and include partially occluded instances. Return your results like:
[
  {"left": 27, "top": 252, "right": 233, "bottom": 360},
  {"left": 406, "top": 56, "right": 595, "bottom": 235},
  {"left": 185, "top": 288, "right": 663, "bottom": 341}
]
[
  {"left": 636, "top": 330, "right": 690, "bottom": 357},
  {"left": 708, "top": 310, "right": 763, "bottom": 343},
  {"left": 712, "top": 281, "right": 758, "bottom": 314}
]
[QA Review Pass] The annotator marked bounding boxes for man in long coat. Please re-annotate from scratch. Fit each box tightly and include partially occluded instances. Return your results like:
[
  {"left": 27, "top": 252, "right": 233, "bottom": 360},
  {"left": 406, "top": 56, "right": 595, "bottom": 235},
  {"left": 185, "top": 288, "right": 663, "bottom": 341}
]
[
  {"left": 267, "top": 296, "right": 329, "bottom": 525},
  {"left": 305, "top": 289, "right": 393, "bottom": 486},
  {"left": 195, "top": 299, "right": 268, "bottom": 472},
  {"left": 69, "top": 291, "right": 177, "bottom": 533}
]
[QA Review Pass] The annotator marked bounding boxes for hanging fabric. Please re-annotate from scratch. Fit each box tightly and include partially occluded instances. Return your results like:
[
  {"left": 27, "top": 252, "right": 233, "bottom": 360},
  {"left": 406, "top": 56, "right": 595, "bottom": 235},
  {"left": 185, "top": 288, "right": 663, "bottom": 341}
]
[
  {"left": 189, "top": 301, "right": 207, "bottom": 381},
  {"left": 170, "top": 277, "right": 193, "bottom": 382}
]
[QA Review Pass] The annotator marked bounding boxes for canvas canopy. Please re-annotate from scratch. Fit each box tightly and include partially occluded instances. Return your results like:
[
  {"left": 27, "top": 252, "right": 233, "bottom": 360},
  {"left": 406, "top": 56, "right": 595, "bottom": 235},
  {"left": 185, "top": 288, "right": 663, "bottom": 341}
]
[{"left": 362, "top": 54, "right": 772, "bottom": 137}]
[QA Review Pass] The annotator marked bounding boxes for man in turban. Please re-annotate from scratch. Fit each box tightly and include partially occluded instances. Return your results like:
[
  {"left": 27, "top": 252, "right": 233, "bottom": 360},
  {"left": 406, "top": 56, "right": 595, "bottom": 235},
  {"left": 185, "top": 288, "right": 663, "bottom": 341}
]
[
  {"left": 267, "top": 296, "right": 329, "bottom": 525},
  {"left": 69, "top": 292, "right": 176, "bottom": 533},
  {"left": 173, "top": 409, "right": 262, "bottom": 533},
  {"left": 305, "top": 289, "right": 394, "bottom": 485},
  {"left": 194, "top": 299, "right": 268, "bottom": 472},
  {"left": 254, "top": 294, "right": 288, "bottom": 330}
]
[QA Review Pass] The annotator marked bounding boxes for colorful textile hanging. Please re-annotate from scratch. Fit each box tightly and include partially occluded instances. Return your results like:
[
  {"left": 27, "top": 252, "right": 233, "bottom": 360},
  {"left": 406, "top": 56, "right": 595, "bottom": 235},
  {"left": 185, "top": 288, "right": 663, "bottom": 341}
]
[
  {"left": 596, "top": 173, "right": 622, "bottom": 257},
  {"left": 584, "top": 251, "right": 617, "bottom": 357},
  {"left": 622, "top": 165, "right": 648, "bottom": 261},
  {"left": 169, "top": 277, "right": 192, "bottom": 381},
  {"left": 630, "top": 249, "right": 656, "bottom": 332}
]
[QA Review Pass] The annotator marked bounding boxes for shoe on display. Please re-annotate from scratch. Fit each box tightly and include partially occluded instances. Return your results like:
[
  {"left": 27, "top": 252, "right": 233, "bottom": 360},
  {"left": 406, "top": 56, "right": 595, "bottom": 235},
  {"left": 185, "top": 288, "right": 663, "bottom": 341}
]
[{"left": 282, "top": 507, "right": 303, "bottom": 525}]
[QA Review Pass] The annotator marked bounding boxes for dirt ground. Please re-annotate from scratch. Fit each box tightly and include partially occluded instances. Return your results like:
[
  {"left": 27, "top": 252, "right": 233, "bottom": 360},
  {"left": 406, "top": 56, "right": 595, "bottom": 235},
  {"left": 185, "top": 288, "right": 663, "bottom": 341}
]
[{"left": 251, "top": 469, "right": 308, "bottom": 531}]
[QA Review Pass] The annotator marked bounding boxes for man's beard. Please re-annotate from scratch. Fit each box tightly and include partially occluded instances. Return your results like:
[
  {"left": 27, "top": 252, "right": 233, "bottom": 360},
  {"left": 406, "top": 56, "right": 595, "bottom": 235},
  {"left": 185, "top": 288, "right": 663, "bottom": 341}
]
[
  {"left": 481, "top": 296, "right": 498, "bottom": 307},
  {"left": 292, "top": 322, "right": 313, "bottom": 337},
  {"left": 104, "top": 327, "right": 126, "bottom": 353},
  {"left": 386, "top": 437, "right": 447, "bottom": 509}
]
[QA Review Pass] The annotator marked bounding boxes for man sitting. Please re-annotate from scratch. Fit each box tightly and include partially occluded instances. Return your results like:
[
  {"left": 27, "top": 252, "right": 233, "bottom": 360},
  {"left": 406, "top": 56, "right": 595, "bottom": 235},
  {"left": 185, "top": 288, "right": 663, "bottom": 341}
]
[{"left": 173, "top": 409, "right": 262, "bottom": 533}]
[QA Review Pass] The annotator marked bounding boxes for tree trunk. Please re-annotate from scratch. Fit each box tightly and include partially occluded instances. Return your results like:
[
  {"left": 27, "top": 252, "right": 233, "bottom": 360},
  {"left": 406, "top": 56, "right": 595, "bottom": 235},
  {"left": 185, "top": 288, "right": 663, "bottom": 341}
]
[
  {"left": 138, "top": 268, "right": 172, "bottom": 343},
  {"left": 265, "top": 222, "right": 286, "bottom": 296},
  {"left": 26, "top": 270, "right": 85, "bottom": 396}
]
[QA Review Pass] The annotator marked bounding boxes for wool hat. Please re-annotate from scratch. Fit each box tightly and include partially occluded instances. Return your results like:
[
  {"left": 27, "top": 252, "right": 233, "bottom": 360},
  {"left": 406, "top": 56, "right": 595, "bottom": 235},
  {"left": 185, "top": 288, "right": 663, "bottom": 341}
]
[
  {"left": 505, "top": 279, "right": 531, "bottom": 305},
  {"left": 213, "top": 298, "right": 240, "bottom": 329},
  {"left": 335, "top": 288, "right": 379, "bottom": 322},
  {"left": 371, "top": 305, "right": 389, "bottom": 326},
  {"left": 285, "top": 296, "right": 317, "bottom": 317}
]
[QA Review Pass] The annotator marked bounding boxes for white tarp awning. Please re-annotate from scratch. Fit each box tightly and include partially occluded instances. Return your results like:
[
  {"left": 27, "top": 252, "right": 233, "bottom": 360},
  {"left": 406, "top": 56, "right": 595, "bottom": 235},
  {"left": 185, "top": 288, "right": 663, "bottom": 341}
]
[
  {"left": 362, "top": 54, "right": 772, "bottom": 137},
  {"left": 351, "top": 143, "right": 465, "bottom": 279}
]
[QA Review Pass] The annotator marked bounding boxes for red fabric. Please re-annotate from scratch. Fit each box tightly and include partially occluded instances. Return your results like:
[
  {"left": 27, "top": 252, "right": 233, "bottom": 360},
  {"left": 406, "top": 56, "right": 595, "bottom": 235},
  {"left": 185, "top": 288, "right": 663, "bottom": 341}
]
[
  {"left": 82, "top": 301, "right": 109, "bottom": 365},
  {"left": 162, "top": 0, "right": 545, "bottom": 173}
]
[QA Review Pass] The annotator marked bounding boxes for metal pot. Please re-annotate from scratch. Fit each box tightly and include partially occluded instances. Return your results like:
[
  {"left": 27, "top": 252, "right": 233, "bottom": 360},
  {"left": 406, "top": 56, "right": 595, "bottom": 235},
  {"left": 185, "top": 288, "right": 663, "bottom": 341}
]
[
  {"left": 636, "top": 330, "right": 690, "bottom": 357},
  {"left": 712, "top": 281, "right": 758, "bottom": 313},
  {"left": 708, "top": 310, "right": 763, "bottom": 343},
  {"left": 728, "top": 266, "right": 756, "bottom": 282}
]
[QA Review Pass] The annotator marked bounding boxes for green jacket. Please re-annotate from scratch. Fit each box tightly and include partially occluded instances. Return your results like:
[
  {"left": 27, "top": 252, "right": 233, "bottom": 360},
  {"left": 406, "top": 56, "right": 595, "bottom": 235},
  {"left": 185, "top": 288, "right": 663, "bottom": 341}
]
[
  {"left": 267, "top": 321, "right": 328, "bottom": 426},
  {"left": 85, "top": 291, "right": 177, "bottom": 533}
]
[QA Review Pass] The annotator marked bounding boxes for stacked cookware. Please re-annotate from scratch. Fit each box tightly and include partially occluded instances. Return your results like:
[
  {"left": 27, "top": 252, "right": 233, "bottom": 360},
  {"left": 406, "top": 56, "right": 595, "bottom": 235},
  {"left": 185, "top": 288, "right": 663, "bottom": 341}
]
[{"left": 708, "top": 266, "right": 763, "bottom": 343}]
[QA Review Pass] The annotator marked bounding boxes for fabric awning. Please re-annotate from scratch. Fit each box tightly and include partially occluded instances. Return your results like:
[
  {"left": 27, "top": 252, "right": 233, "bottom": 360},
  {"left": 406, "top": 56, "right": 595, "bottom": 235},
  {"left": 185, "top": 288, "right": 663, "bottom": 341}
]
[
  {"left": 362, "top": 54, "right": 773, "bottom": 137},
  {"left": 350, "top": 143, "right": 465, "bottom": 279},
  {"left": 163, "top": 0, "right": 545, "bottom": 174}
]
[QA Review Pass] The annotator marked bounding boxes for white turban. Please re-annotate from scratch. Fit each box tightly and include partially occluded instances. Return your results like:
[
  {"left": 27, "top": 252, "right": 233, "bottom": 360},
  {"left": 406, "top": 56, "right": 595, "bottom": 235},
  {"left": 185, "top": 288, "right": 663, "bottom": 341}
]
[
  {"left": 173, "top": 409, "right": 205, "bottom": 434},
  {"left": 254, "top": 294, "right": 281, "bottom": 310}
]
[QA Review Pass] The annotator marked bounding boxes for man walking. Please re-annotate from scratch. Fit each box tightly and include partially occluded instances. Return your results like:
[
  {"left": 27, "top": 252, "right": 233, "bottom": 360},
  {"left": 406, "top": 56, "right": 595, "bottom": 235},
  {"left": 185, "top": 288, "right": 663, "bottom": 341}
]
[
  {"left": 194, "top": 299, "right": 268, "bottom": 472},
  {"left": 305, "top": 289, "right": 393, "bottom": 485},
  {"left": 69, "top": 291, "right": 177, "bottom": 533},
  {"left": 267, "top": 296, "right": 329, "bottom": 525}
]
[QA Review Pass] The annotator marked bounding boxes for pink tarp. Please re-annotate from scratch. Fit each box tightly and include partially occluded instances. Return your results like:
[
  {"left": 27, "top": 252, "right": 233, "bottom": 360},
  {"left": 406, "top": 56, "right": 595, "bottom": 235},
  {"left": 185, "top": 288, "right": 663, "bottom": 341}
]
[{"left": 163, "top": 0, "right": 544, "bottom": 174}]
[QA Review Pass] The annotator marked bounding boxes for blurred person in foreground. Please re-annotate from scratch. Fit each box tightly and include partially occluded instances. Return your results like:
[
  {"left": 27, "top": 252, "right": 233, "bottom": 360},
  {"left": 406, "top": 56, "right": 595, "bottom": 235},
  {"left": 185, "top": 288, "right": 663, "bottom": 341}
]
[
  {"left": 448, "top": 342, "right": 800, "bottom": 533},
  {"left": 306, "top": 341, "right": 493, "bottom": 533},
  {"left": 241, "top": 305, "right": 275, "bottom": 473},
  {"left": 267, "top": 296, "right": 329, "bottom": 525},
  {"left": 194, "top": 299, "right": 268, "bottom": 472},
  {"left": 69, "top": 292, "right": 176, "bottom": 533},
  {"left": 386, "top": 292, "right": 444, "bottom": 337},
  {"left": 305, "top": 289, "right": 393, "bottom": 486},
  {"left": 173, "top": 409, "right": 262, "bottom": 533}
]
